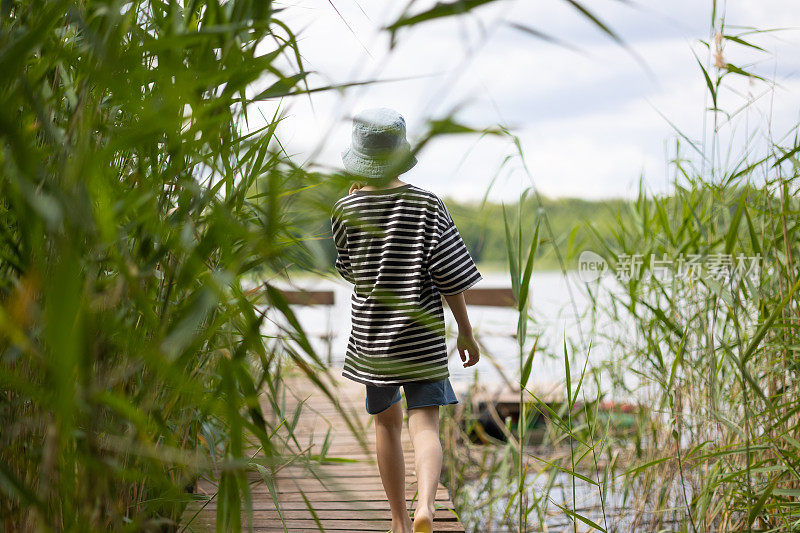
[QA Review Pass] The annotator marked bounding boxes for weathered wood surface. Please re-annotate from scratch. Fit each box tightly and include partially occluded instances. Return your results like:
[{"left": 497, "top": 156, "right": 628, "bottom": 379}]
[
  {"left": 182, "top": 371, "right": 465, "bottom": 532},
  {"left": 449, "top": 287, "right": 516, "bottom": 308}
]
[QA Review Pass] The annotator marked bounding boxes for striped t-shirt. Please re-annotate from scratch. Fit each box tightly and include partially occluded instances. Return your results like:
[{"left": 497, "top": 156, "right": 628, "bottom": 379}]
[{"left": 330, "top": 183, "right": 483, "bottom": 387}]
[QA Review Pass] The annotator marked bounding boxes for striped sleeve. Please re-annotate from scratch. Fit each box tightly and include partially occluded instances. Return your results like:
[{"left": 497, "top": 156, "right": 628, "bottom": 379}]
[
  {"left": 330, "top": 206, "right": 355, "bottom": 285},
  {"left": 427, "top": 198, "right": 483, "bottom": 295}
]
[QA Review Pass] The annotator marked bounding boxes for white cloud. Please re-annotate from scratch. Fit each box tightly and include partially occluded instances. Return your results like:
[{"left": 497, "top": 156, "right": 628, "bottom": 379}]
[{"left": 250, "top": 0, "right": 800, "bottom": 201}]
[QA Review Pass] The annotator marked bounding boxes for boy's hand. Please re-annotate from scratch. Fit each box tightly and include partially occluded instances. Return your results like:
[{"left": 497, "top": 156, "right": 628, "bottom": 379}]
[
  {"left": 349, "top": 182, "right": 364, "bottom": 194},
  {"left": 457, "top": 330, "right": 480, "bottom": 368}
]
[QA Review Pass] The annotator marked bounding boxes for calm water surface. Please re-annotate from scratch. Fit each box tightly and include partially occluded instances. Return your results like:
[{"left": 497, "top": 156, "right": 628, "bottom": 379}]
[{"left": 263, "top": 270, "right": 640, "bottom": 401}]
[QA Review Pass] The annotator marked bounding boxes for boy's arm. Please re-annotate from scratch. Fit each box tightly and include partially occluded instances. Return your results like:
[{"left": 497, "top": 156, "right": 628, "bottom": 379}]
[
  {"left": 427, "top": 197, "right": 482, "bottom": 368},
  {"left": 442, "top": 292, "right": 472, "bottom": 333},
  {"left": 442, "top": 292, "right": 480, "bottom": 368}
]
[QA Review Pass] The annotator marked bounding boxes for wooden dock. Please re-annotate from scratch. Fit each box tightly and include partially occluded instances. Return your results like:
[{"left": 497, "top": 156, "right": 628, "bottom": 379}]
[{"left": 181, "top": 371, "right": 465, "bottom": 532}]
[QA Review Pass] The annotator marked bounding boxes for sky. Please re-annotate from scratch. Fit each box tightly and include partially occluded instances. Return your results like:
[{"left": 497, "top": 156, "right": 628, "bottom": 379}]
[{"left": 249, "top": 0, "right": 800, "bottom": 203}]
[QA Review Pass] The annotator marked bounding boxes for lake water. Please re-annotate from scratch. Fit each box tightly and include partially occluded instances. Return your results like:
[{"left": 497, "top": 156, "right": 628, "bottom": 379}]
[{"left": 262, "top": 269, "right": 640, "bottom": 401}]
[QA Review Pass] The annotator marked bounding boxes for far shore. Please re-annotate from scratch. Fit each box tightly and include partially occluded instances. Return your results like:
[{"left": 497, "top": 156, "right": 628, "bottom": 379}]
[{"left": 279, "top": 265, "right": 581, "bottom": 282}]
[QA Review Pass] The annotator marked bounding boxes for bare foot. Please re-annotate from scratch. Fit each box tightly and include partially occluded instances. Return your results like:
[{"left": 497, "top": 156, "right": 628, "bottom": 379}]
[{"left": 412, "top": 505, "right": 434, "bottom": 533}]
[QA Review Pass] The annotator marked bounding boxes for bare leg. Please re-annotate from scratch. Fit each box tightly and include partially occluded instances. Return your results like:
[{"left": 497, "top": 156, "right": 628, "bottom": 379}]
[
  {"left": 407, "top": 405, "right": 441, "bottom": 533},
  {"left": 374, "top": 401, "right": 412, "bottom": 533}
]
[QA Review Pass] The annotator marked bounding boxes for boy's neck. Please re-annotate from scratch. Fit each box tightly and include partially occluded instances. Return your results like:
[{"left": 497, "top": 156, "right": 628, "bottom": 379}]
[{"left": 360, "top": 178, "right": 406, "bottom": 191}]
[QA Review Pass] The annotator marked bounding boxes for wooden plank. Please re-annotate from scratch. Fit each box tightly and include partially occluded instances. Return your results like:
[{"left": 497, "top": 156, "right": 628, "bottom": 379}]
[
  {"left": 188, "top": 520, "right": 465, "bottom": 531},
  {"left": 275, "top": 289, "right": 335, "bottom": 306},
  {"left": 182, "top": 373, "right": 465, "bottom": 532},
  {"left": 448, "top": 286, "right": 515, "bottom": 307},
  {"left": 184, "top": 506, "right": 457, "bottom": 522},
  {"left": 186, "top": 500, "right": 457, "bottom": 512},
  {"left": 185, "top": 521, "right": 465, "bottom": 532}
]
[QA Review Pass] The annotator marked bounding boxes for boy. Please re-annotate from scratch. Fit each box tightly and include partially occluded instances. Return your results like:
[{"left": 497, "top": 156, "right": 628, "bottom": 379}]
[{"left": 331, "top": 107, "right": 481, "bottom": 533}]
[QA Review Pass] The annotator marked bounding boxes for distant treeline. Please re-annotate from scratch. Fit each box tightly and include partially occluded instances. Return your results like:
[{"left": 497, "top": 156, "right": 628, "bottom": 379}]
[
  {"left": 443, "top": 195, "right": 632, "bottom": 271},
  {"left": 309, "top": 193, "right": 634, "bottom": 275}
]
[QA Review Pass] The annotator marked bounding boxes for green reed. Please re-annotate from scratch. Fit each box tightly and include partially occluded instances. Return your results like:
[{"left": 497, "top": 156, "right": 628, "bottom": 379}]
[
  {"left": 439, "top": 127, "right": 614, "bottom": 532},
  {"left": 440, "top": 2, "right": 800, "bottom": 532},
  {"left": 0, "top": 2, "right": 521, "bottom": 529},
  {"left": 0, "top": 1, "right": 368, "bottom": 531},
  {"left": 6, "top": 0, "right": 795, "bottom": 532},
  {"left": 580, "top": 6, "right": 800, "bottom": 530}
]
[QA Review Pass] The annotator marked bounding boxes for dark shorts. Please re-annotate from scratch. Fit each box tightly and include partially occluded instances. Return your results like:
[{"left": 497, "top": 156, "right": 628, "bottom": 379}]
[{"left": 365, "top": 378, "right": 459, "bottom": 415}]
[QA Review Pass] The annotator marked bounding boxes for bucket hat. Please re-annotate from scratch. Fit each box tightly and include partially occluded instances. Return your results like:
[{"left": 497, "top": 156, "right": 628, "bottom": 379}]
[{"left": 341, "top": 107, "right": 418, "bottom": 180}]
